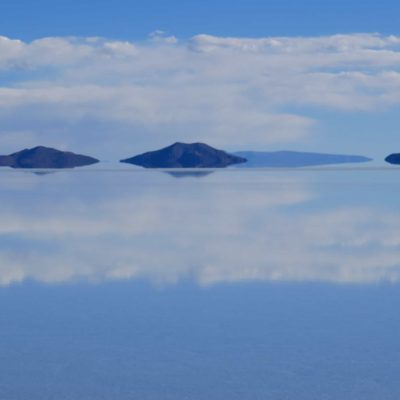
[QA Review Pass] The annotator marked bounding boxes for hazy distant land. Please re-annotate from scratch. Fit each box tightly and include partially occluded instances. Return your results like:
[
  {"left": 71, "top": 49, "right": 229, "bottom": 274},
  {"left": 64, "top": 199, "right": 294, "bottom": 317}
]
[{"left": 234, "top": 151, "right": 372, "bottom": 168}]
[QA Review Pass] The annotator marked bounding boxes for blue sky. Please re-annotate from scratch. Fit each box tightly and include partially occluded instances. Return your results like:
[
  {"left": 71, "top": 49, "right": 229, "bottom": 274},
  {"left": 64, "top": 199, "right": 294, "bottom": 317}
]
[
  {"left": 2, "top": 0, "right": 400, "bottom": 40},
  {"left": 1, "top": 0, "right": 400, "bottom": 160}
]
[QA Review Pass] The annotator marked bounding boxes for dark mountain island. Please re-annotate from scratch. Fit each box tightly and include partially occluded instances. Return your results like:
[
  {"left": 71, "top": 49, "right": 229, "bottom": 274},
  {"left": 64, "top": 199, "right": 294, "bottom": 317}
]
[
  {"left": 385, "top": 154, "right": 400, "bottom": 165},
  {"left": 0, "top": 146, "right": 99, "bottom": 169},
  {"left": 121, "top": 142, "right": 247, "bottom": 168},
  {"left": 233, "top": 151, "right": 372, "bottom": 168}
]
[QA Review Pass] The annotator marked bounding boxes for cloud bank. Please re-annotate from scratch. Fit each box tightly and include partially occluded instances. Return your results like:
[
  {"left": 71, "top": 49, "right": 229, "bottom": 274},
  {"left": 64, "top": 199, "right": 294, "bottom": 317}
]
[{"left": 1, "top": 33, "right": 400, "bottom": 156}]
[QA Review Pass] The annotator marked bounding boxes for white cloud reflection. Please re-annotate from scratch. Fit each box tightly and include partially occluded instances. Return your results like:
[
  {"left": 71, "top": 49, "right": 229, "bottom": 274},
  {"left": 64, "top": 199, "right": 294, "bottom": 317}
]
[{"left": 0, "top": 171, "right": 399, "bottom": 286}]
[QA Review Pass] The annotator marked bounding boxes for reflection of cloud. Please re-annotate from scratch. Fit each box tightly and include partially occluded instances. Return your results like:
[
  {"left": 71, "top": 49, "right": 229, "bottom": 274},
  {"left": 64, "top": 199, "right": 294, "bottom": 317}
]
[
  {"left": 197, "top": 208, "right": 400, "bottom": 285},
  {"left": 0, "top": 171, "right": 399, "bottom": 286}
]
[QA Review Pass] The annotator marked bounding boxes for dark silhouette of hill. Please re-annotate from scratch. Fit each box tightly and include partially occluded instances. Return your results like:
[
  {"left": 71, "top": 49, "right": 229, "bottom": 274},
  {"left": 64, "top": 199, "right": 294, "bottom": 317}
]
[
  {"left": 0, "top": 146, "right": 99, "bottom": 169},
  {"left": 385, "top": 154, "right": 400, "bottom": 165},
  {"left": 121, "top": 142, "right": 247, "bottom": 168}
]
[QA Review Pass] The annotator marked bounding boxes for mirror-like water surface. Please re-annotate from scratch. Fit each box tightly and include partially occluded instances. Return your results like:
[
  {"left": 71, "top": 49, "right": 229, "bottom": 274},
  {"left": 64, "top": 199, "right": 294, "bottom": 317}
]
[{"left": 1, "top": 169, "right": 400, "bottom": 399}]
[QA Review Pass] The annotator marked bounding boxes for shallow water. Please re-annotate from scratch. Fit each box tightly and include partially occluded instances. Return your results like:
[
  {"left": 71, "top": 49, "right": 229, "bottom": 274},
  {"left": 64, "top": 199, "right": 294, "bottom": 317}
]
[{"left": 1, "top": 169, "right": 400, "bottom": 399}]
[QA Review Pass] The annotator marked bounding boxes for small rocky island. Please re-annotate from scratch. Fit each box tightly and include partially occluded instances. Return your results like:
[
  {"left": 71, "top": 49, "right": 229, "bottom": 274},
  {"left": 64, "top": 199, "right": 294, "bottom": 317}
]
[
  {"left": 385, "top": 153, "right": 400, "bottom": 165},
  {"left": 121, "top": 142, "right": 247, "bottom": 168},
  {"left": 0, "top": 146, "right": 99, "bottom": 169}
]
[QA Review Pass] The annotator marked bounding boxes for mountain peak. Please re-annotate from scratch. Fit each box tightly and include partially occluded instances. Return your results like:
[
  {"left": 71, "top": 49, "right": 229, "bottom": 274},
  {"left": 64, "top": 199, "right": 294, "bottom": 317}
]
[
  {"left": 121, "top": 142, "right": 247, "bottom": 168},
  {"left": 0, "top": 146, "right": 99, "bottom": 169}
]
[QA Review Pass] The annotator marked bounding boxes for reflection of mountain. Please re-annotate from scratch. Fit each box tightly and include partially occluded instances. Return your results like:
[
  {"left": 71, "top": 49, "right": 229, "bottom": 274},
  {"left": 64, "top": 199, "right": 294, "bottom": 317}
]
[
  {"left": 33, "top": 171, "right": 57, "bottom": 176},
  {"left": 121, "top": 142, "right": 247, "bottom": 168},
  {"left": 166, "top": 171, "right": 214, "bottom": 179},
  {"left": 234, "top": 151, "right": 372, "bottom": 167},
  {"left": 385, "top": 153, "right": 400, "bottom": 165},
  {"left": 0, "top": 146, "right": 99, "bottom": 169}
]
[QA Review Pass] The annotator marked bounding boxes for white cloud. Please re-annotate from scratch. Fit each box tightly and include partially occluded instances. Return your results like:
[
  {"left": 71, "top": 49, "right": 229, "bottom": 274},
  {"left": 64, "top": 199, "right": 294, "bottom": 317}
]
[
  {"left": 1, "top": 33, "right": 400, "bottom": 154},
  {"left": 191, "top": 33, "right": 400, "bottom": 53},
  {"left": 149, "top": 30, "right": 178, "bottom": 44}
]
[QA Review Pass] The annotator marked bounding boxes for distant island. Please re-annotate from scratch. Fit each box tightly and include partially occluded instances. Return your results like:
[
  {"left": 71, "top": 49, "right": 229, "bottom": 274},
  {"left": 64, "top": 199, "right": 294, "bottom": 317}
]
[
  {"left": 0, "top": 146, "right": 99, "bottom": 169},
  {"left": 385, "top": 154, "right": 400, "bottom": 165},
  {"left": 121, "top": 142, "right": 247, "bottom": 168},
  {"left": 233, "top": 151, "right": 372, "bottom": 168}
]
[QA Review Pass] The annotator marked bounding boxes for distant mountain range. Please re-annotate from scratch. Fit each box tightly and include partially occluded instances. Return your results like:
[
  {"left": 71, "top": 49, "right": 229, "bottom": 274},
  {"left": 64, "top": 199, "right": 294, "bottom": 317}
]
[
  {"left": 121, "top": 142, "right": 247, "bottom": 168},
  {"left": 0, "top": 146, "right": 99, "bottom": 169},
  {"left": 234, "top": 151, "right": 372, "bottom": 168}
]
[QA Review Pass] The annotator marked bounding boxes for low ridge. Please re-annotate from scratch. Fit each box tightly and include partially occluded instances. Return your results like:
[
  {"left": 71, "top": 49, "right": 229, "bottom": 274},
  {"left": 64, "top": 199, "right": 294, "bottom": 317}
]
[{"left": 234, "top": 151, "right": 372, "bottom": 168}]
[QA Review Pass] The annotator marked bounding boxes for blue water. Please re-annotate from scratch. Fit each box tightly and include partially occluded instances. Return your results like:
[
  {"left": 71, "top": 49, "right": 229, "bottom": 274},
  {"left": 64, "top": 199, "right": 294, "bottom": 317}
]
[{"left": 0, "top": 169, "right": 400, "bottom": 399}]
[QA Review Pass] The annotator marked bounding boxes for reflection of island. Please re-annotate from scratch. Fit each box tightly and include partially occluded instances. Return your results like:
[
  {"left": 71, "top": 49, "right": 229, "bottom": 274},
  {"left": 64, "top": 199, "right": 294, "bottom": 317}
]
[
  {"left": 32, "top": 171, "right": 57, "bottom": 176},
  {"left": 166, "top": 171, "right": 214, "bottom": 179},
  {"left": 0, "top": 146, "right": 99, "bottom": 169},
  {"left": 385, "top": 153, "right": 400, "bottom": 165},
  {"left": 234, "top": 151, "right": 372, "bottom": 167},
  {"left": 121, "top": 142, "right": 247, "bottom": 168}
]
